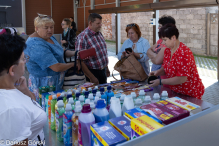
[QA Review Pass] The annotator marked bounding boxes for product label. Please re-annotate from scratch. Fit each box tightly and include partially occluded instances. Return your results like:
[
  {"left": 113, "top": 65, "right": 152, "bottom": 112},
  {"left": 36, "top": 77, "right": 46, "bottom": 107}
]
[
  {"left": 63, "top": 114, "right": 72, "bottom": 145},
  {"left": 72, "top": 115, "right": 79, "bottom": 146},
  {"left": 51, "top": 113, "right": 54, "bottom": 123},
  {"left": 78, "top": 122, "right": 82, "bottom": 146}
]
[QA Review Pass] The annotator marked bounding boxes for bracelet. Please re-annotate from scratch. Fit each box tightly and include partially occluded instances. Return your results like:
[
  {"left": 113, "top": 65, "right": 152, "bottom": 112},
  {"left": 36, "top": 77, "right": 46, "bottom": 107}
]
[{"left": 160, "top": 78, "right": 162, "bottom": 85}]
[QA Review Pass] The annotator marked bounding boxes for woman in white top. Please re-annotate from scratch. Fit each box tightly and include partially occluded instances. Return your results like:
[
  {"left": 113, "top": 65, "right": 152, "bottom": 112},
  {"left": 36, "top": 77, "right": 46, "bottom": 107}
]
[{"left": 0, "top": 34, "right": 47, "bottom": 146}]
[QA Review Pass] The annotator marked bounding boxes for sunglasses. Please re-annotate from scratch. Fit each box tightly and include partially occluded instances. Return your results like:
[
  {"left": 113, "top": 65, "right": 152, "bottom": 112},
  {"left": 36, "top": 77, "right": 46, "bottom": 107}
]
[
  {"left": 37, "top": 13, "right": 52, "bottom": 19},
  {"left": 126, "top": 23, "right": 136, "bottom": 27}
]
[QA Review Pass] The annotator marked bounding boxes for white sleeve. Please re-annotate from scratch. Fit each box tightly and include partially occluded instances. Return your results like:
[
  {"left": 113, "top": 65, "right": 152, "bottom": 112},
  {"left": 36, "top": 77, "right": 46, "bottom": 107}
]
[{"left": 0, "top": 107, "right": 32, "bottom": 142}]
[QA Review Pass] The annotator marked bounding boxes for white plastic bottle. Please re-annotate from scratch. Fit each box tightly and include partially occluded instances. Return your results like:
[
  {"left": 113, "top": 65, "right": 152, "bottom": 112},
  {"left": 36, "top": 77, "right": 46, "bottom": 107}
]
[
  {"left": 161, "top": 91, "right": 168, "bottom": 100},
  {"left": 122, "top": 95, "right": 134, "bottom": 115},
  {"left": 138, "top": 90, "right": 145, "bottom": 101},
  {"left": 109, "top": 98, "right": 121, "bottom": 119},
  {"left": 79, "top": 95, "right": 85, "bottom": 106},
  {"left": 135, "top": 98, "right": 143, "bottom": 108},
  {"left": 120, "top": 94, "right": 126, "bottom": 108},
  {"left": 88, "top": 93, "right": 94, "bottom": 102},
  {"left": 96, "top": 91, "right": 101, "bottom": 98},
  {"left": 68, "top": 97, "right": 75, "bottom": 111},
  {"left": 89, "top": 102, "right": 95, "bottom": 113},
  {"left": 143, "top": 96, "right": 151, "bottom": 105},
  {"left": 85, "top": 99, "right": 90, "bottom": 104},
  {"left": 75, "top": 101, "right": 81, "bottom": 108},
  {"left": 153, "top": 93, "right": 160, "bottom": 103},
  {"left": 94, "top": 96, "right": 100, "bottom": 105}
]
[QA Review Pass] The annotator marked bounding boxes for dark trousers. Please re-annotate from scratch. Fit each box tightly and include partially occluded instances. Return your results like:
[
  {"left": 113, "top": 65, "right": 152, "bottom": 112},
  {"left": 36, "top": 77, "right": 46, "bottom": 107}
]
[{"left": 86, "top": 68, "right": 107, "bottom": 84}]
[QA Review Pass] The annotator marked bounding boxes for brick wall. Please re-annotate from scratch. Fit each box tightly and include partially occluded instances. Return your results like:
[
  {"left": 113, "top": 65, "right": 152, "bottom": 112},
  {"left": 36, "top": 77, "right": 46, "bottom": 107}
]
[
  {"left": 210, "top": 13, "right": 218, "bottom": 57},
  {"left": 101, "top": 14, "right": 113, "bottom": 40}
]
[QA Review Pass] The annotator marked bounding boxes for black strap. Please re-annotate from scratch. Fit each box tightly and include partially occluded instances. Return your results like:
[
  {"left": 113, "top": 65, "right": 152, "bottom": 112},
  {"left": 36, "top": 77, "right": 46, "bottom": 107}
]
[{"left": 37, "top": 135, "right": 43, "bottom": 146}]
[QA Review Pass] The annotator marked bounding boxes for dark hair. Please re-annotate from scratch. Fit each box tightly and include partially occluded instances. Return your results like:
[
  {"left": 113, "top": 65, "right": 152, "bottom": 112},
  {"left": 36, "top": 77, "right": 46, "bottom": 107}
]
[
  {"left": 0, "top": 34, "right": 26, "bottom": 74},
  {"left": 159, "top": 24, "right": 179, "bottom": 39},
  {"left": 88, "top": 13, "right": 102, "bottom": 23},
  {"left": 158, "top": 15, "right": 176, "bottom": 26},
  {"left": 70, "top": 17, "right": 73, "bottom": 19},
  {"left": 63, "top": 18, "right": 71, "bottom": 26},
  {"left": 125, "top": 23, "right": 141, "bottom": 38}
]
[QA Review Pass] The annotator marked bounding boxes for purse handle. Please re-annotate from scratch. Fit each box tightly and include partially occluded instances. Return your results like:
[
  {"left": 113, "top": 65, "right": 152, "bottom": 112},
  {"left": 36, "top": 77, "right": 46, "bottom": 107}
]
[{"left": 112, "top": 70, "right": 121, "bottom": 81}]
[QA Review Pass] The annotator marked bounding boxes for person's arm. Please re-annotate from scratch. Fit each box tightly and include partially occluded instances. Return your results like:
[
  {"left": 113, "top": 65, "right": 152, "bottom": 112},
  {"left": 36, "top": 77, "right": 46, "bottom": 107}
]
[
  {"left": 117, "top": 41, "right": 127, "bottom": 60},
  {"left": 81, "top": 61, "right": 99, "bottom": 85},
  {"left": 65, "top": 50, "right": 76, "bottom": 57},
  {"left": 149, "top": 76, "right": 187, "bottom": 87},
  {"left": 149, "top": 67, "right": 166, "bottom": 77},
  {"left": 49, "top": 62, "right": 74, "bottom": 72},
  {"left": 106, "top": 66, "right": 110, "bottom": 77},
  {"left": 15, "top": 76, "right": 36, "bottom": 101},
  {"left": 147, "top": 47, "right": 166, "bottom": 65}
]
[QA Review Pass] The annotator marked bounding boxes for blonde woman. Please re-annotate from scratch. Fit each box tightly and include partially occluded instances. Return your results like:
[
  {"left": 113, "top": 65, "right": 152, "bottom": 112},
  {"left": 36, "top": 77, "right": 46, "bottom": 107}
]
[{"left": 24, "top": 14, "right": 98, "bottom": 103}]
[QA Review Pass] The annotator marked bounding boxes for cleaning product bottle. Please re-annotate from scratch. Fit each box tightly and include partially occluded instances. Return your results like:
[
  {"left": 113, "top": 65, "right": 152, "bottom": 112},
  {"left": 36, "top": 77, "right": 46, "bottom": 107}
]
[
  {"left": 122, "top": 95, "right": 134, "bottom": 115},
  {"left": 60, "top": 92, "right": 67, "bottom": 103},
  {"left": 72, "top": 105, "right": 82, "bottom": 146},
  {"left": 51, "top": 95, "right": 57, "bottom": 131},
  {"left": 55, "top": 96, "right": 64, "bottom": 110},
  {"left": 92, "top": 89, "right": 97, "bottom": 97},
  {"left": 88, "top": 93, "right": 94, "bottom": 102},
  {"left": 75, "top": 92, "right": 81, "bottom": 101},
  {"left": 79, "top": 95, "right": 85, "bottom": 106},
  {"left": 48, "top": 95, "right": 53, "bottom": 126},
  {"left": 75, "top": 101, "right": 81, "bottom": 108},
  {"left": 143, "top": 96, "right": 151, "bottom": 105},
  {"left": 138, "top": 90, "right": 145, "bottom": 101},
  {"left": 78, "top": 104, "right": 95, "bottom": 146},
  {"left": 94, "top": 86, "right": 98, "bottom": 90},
  {"left": 109, "top": 98, "right": 121, "bottom": 119},
  {"left": 161, "top": 91, "right": 168, "bottom": 100},
  {"left": 94, "top": 96, "right": 100, "bottom": 106},
  {"left": 88, "top": 87, "right": 92, "bottom": 93},
  {"left": 100, "top": 87, "right": 108, "bottom": 105},
  {"left": 56, "top": 100, "right": 65, "bottom": 141},
  {"left": 152, "top": 93, "right": 160, "bottom": 103},
  {"left": 89, "top": 102, "right": 95, "bottom": 113},
  {"left": 84, "top": 91, "right": 89, "bottom": 99},
  {"left": 96, "top": 91, "right": 101, "bottom": 98},
  {"left": 135, "top": 98, "right": 143, "bottom": 108},
  {"left": 82, "top": 89, "right": 86, "bottom": 96},
  {"left": 85, "top": 99, "right": 90, "bottom": 104},
  {"left": 131, "top": 92, "right": 137, "bottom": 103},
  {"left": 93, "top": 100, "right": 109, "bottom": 123},
  {"left": 68, "top": 98, "right": 75, "bottom": 111},
  {"left": 63, "top": 104, "right": 73, "bottom": 146},
  {"left": 120, "top": 94, "right": 125, "bottom": 108},
  {"left": 105, "top": 86, "right": 114, "bottom": 105}
]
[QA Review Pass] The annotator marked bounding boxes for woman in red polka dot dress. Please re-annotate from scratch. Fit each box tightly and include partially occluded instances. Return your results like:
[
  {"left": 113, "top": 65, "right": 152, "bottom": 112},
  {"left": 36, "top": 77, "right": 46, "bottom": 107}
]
[{"left": 149, "top": 24, "right": 204, "bottom": 99}]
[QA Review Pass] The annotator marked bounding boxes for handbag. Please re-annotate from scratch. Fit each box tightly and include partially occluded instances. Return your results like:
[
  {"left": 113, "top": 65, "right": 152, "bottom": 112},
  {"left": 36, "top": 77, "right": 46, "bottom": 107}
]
[
  {"left": 66, "top": 29, "right": 76, "bottom": 50},
  {"left": 63, "top": 51, "right": 86, "bottom": 90},
  {"left": 78, "top": 48, "right": 97, "bottom": 60},
  {"left": 113, "top": 55, "right": 148, "bottom": 82}
]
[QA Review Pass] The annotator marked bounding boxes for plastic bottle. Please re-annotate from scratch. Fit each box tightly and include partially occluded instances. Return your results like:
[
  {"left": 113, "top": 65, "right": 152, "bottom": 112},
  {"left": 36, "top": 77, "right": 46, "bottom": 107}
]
[
  {"left": 75, "top": 101, "right": 81, "bottom": 108},
  {"left": 84, "top": 91, "right": 89, "bottom": 99},
  {"left": 109, "top": 98, "right": 121, "bottom": 119},
  {"left": 78, "top": 104, "right": 95, "bottom": 146},
  {"left": 60, "top": 92, "right": 67, "bottom": 103},
  {"left": 85, "top": 99, "right": 90, "bottom": 104},
  {"left": 138, "top": 90, "right": 145, "bottom": 101},
  {"left": 143, "top": 96, "right": 151, "bottom": 105},
  {"left": 68, "top": 98, "right": 75, "bottom": 111},
  {"left": 135, "top": 98, "right": 143, "bottom": 108},
  {"left": 89, "top": 102, "right": 95, "bottom": 113},
  {"left": 63, "top": 104, "right": 73, "bottom": 146},
  {"left": 161, "top": 91, "right": 168, "bottom": 100},
  {"left": 105, "top": 86, "right": 114, "bottom": 105},
  {"left": 131, "top": 92, "right": 137, "bottom": 103},
  {"left": 75, "top": 92, "right": 81, "bottom": 101},
  {"left": 100, "top": 87, "right": 108, "bottom": 105},
  {"left": 93, "top": 100, "right": 109, "bottom": 123},
  {"left": 92, "top": 89, "right": 97, "bottom": 97},
  {"left": 79, "top": 95, "right": 85, "bottom": 106},
  {"left": 153, "top": 93, "right": 160, "bottom": 103},
  {"left": 48, "top": 95, "right": 53, "bottom": 126},
  {"left": 51, "top": 95, "right": 57, "bottom": 131},
  {"left": 55, "top": 96, "right": 64, "bottom": 110},
  {"left": 94, "top": 86, "right": 98, "bottom": 90},
  {"left": 96, "top": 91, "right": 101, "bottom": 98},
  {"left": 94, "top": 96, "right": 100, "bottom": 106},
  {"left": 88, "top": 93, "right": 94, "bottom": 102},
  {"left": 88, "top": 87, "right": 92, "bottom": 93},
  {"left": 122, "top": 95, "right": 134, "bottom": 115},
  {"left": 82, "top": 89, "right": 86, "bottom": 96},
  {"left": 120, "top": 94, "right": 125, "bottom": 108},
  {"left": 56, "top": 100, "right": 65, "bottom": 141},
  {"left": 72, "top": 106, "right": 82, "bottom": 146},
  {"left": 64, "top": 92, "right": 73, "bottom": 107}
]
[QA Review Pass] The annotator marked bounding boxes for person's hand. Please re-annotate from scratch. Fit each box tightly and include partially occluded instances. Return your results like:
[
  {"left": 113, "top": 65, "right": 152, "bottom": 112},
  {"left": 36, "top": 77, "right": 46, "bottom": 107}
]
[
  {"left": 15, "top": 76, "right": 28, "bottom": 93},
  {"left": 76, "top": 60, "right": 81, "bottom": 70},
  {"left": 61, "top": 40, "right": 67, "bottom": 44},
  {"left": 149, "top": 79, "right": 160, "bottom": 87},
  {"left": 90, "top": 77, "right": 99, "bottom": 85},
  {"left": 106, "top": 69, "right": 110, "bottom": 77},
  {"left": 121, "top": 51, "right": 126, "bottom": 58},
  {"left": 149, "top": 71, "right": 158, "bottom": 76}
]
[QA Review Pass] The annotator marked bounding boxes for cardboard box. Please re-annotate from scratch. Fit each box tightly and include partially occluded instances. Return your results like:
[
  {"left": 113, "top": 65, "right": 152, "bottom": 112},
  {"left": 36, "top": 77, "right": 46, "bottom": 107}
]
[
  {"left": 90, "top": 121, "right": 126, "bottom": 146},
  {"left": 108, "top": 116, "right": 131, "bottom": 140},
  {"left": 155, "top": 100, "right": 190, "bottom": 121},
  {"left": 140, "top": 104, "right": 177, "bottom": 125},
  {"left": 166, "top": 97, "right": 202, "bottom": 115},
  {"left": 131, "top": 115, "right": 163, "bottom": 139}
]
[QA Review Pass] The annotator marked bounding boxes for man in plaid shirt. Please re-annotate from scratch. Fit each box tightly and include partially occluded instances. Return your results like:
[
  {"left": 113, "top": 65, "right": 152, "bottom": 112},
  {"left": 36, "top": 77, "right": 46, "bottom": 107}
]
[{"left": 75, "top": 13, "right": 110, "bottom": 84}]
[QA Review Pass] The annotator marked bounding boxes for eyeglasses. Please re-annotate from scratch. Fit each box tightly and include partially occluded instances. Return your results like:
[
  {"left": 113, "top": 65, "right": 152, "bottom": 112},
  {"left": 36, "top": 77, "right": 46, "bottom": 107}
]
[
  {"left": 24, "top": 54, "right": 30, "bottom": 63},
  {"left": 126, "top": 23, "right": 136, "bottom": 27},
  {"left": 61, "top": 23, "right": 67, "bottom": 26},
  {"left": 37, "top": 13, "right": 52, "bottom": 19}
]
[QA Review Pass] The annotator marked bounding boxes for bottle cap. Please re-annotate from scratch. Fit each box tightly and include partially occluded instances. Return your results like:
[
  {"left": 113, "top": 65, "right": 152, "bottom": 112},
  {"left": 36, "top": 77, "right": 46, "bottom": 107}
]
[
  {"left": 120, "top": 94, "right": 126, "bottom": 100},
  {"left": 81, "top": 104, "right": 91, "bottom": 113},
  {"left": 92, "top": 89, "right": 97, "bottom": 94},
  {"left": 88, "top": 87, "right": 92, "bottom": 92},
  {"left": 95, "top": 86, "right": 98, "bottom": 90},
  {"left": 139, "top": 90, "right": 145, "bottom": 96},
  {"left": 89, "top": 102, "right": 95, "bottom": 109},
  {"left": 68, "top": 98, "right": 74, "bottom": 104},
  {"left": 96, "top": 100, "right": 106, "bottom": 108},
  {"left": 153, "top": 93, "right": 160, "bottom": 100},
  {"left": 100, "top": 87, "right": 104, "bottom": 92},
  {"left": 76, "top": 92, "right": 81, "bottom": 97},
  {"left": 79, "top": 95, "right": 85, "bottom": 102},
  {"left": 57, "top": 96, "right": 63, "bottom": 101},
  {"left": 75, "top": 101, "right": 81, "bottom": 107},
  {"left": 85, "top": 99, "right": 90, "bottom": 104},
  {"left": 85, "top": 91, "right": 89, "bottom": 95},
  {"left": 67, "top": 91, "right": 72, "bottom": 96},
  {"left": 52, "top": 95, "right": 57, "bottom": 99},
  {"left": 65, "top": 104, "right": 72, "bottom": 111},
  {"left": 131, "top": 92, "right": 136, "bottom": 98},
  {"left": 82, "top": 89, "right": 86, "bottom": 92},
  {"left": 96, "top": 92, "right": 101, "bottom": 97},
  {"left": 74, "top": 105, "right": 82, "bottom": 113},
  {"left": 88, "top": 93, "right": 94, "bottom": 100},
  {"left": 57, "top": 100, "right": 64, "bottom": 107},
  {"left": 107, "top": 86, "right": 112, "bottom": 90},
  {"left": 135, "top": 98, "right": 142, "bottom": 104},
  {"left": 61, "top": 92, "right": 65, "bottom": 97},
  {"left": 49, "top": 95, "right": 53, "bottom": 100},
  {"left": 144, "top": 96, "right": 151, "bottom": 102},
  {"left": 161, "top": 91, "right": 168, "bottom": 97}
]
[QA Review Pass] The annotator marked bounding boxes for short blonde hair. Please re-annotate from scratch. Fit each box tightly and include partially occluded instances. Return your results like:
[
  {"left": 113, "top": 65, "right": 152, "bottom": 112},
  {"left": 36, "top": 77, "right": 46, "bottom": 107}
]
[{"left": 34, "top": 15, "right": 55, "bottom": 30}]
